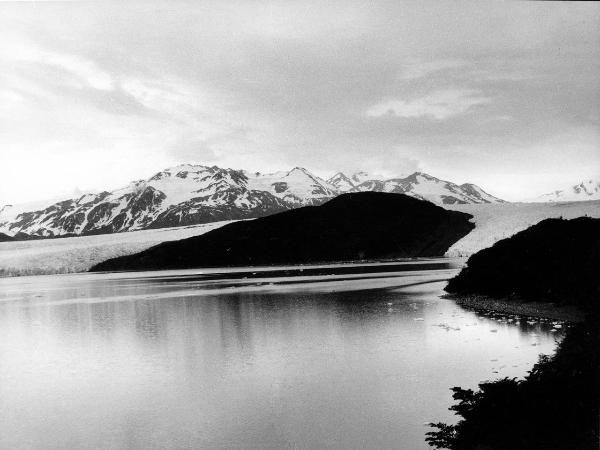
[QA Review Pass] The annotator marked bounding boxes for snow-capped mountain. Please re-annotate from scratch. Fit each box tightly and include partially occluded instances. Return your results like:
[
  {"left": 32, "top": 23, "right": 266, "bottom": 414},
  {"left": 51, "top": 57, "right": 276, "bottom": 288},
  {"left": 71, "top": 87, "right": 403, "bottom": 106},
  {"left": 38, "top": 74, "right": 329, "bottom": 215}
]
[
  {"left": 244, "top": 167, "right": 338, "bottom": 205},
  {"left": 327, "top": 171, "right": 503, "bottom": 205},
  {"left": 536, "top": 179, "right": 600, "bottom": 203},
  {"left": 327, "top": 173, "right": 356, "bottom": 193},
  {"left": 0, "top": 165, "right": 334, "bottom": 237},
  {"left": 350, "top": 171, "right": 375, "bottom": 185},
  {"left": 0, "top": 164, "right": 503, "bottom": 238}
]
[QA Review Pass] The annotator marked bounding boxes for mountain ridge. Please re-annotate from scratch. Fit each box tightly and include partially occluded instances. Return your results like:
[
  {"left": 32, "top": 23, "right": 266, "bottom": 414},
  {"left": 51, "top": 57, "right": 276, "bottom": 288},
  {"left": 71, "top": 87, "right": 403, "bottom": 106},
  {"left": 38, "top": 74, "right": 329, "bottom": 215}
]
[
  {"left": 327, "top": 170, "right": 503, "bottom": 205},
  {"left": 1, "top": 164, "right": 502, "bottom": 238},
  {"left": 534, "top": 178, "right": 600, "bottom": 203}
]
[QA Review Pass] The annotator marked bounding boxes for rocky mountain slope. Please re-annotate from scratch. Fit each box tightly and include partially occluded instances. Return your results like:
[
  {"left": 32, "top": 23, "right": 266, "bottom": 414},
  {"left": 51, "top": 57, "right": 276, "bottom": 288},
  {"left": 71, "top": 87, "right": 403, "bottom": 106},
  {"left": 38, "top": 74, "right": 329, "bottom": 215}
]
[
  {"left": 328, "top": 171, "right": 503, "bottom": 205},
  {"left": 0, "top": 164, "right": 501, "bottom": 238},
  {"left": 90, "top": 193, "right": 475, "bottom": 272}
]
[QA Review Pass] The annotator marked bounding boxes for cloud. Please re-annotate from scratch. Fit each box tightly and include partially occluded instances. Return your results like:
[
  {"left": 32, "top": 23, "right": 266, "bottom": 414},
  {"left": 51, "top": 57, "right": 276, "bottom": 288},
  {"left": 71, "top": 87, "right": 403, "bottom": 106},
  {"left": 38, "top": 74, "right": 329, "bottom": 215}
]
[
  {"left": 0, "top": 40, "right": 114, "bottom": 91},
  {"left": 0, "top": 1, "right": 599, "bottom": 203},
  {"left": 366, "top": 89, "right": 491, "bottom": 120}
]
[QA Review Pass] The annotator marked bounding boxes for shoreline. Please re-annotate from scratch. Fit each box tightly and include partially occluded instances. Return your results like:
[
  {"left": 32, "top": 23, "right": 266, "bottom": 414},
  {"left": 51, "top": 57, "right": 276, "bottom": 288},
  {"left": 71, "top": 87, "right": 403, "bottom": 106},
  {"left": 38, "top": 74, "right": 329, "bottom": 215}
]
[
  {"left": 446, "top": 293, "right": 586, "bottom": 322},
  {"left": 0, "top": 257, "right": 462, "bottom": 279}
]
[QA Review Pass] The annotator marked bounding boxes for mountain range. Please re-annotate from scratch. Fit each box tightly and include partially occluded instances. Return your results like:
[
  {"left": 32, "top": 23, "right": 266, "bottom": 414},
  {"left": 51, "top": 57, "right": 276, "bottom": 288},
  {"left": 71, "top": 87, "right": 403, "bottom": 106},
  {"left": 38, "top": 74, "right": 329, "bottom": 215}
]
[
  {"left": 0, "top": 164, "right": 504, "bottom": 238},
  {"left": 535, "top": 179, "right": 600, "bottom": 203}
]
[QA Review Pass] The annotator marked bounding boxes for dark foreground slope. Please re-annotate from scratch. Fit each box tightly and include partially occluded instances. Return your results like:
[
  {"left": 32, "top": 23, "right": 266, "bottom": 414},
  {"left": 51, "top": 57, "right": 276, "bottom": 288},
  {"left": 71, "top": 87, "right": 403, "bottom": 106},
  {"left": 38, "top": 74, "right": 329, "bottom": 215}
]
[
  {"left": 427, "top": 318, "right": 599, "bottom": 449},
  {"left": 90, "top": 192, "right": 474, "bottom": 272},
  {"left": 446, "top": 217, "right": 600, "bottom": 309},
  {"left": 428, "top": 217, "right": 600, "bottom": 449}
]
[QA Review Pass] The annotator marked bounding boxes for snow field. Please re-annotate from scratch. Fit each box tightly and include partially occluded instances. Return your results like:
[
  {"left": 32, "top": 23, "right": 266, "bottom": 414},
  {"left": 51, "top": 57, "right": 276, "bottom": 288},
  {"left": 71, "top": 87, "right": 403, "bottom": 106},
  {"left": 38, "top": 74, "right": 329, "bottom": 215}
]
[{"left": 0, "top": 220, "right": 234, "bottom": 276}]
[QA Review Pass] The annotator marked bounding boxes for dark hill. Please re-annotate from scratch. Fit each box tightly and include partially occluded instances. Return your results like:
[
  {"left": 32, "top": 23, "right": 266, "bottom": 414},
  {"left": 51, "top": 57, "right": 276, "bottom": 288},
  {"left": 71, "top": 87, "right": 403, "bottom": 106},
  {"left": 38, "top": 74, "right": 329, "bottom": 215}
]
[
  {"left": 90, "top": 192, "right": 474, "bottom": 272},
  {"left": 446, "top": 217, "right": 600, "bottom": 310},
  {"left": 0, "top": 232, "right": 13, "bottom": 242}
]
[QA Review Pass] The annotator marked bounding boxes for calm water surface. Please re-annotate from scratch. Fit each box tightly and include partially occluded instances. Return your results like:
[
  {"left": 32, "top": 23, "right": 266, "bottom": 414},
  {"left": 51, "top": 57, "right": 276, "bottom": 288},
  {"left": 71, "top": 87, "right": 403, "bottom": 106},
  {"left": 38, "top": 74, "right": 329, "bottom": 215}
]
[{"left": 0, "top": 260, "right": 563, "bottom": 449}]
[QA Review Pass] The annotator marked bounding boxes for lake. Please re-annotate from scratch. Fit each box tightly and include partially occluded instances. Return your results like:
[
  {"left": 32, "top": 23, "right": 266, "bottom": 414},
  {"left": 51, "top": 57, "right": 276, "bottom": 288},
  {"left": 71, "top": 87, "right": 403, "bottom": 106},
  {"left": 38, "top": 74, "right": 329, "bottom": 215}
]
[{"left": 0, "top": 259, "right": 563, "bottom": 449}]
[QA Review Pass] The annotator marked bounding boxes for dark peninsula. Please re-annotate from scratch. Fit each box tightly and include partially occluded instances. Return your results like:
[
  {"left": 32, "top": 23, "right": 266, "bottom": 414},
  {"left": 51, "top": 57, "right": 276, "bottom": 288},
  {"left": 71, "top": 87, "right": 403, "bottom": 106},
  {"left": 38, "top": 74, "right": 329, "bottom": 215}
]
[{"left": 90, "top": 192, "right": 474, "bottom": 272}]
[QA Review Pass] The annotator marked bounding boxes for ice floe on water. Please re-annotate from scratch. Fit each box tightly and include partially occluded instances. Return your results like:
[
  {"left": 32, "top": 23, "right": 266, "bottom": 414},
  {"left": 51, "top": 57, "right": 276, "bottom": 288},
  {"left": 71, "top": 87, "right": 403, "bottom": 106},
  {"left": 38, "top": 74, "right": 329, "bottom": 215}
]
[{"left": 433, "top": 323, "right": 461, "bottom": 332}]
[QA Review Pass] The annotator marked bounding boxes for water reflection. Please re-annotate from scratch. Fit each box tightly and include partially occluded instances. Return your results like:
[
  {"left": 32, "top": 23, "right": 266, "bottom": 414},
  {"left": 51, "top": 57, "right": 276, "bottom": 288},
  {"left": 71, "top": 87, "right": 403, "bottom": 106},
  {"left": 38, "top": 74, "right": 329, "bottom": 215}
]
[{"left": 0, "top": 262, "right": 562, "bottom": 449}]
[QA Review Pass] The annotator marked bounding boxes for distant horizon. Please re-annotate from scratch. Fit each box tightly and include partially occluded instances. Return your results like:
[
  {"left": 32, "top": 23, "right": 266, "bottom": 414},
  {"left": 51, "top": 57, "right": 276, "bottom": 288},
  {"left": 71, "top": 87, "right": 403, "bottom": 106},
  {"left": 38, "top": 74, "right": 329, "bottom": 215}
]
[{"left": 1, "top": 159, "right": 598, "bottom": 207}]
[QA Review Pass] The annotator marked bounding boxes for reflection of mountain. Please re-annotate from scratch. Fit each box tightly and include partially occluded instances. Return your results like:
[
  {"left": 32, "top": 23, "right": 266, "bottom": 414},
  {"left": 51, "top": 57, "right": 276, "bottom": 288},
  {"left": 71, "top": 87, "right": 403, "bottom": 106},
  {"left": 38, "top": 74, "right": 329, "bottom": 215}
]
[
  {"left": 0, "top": 164, "right": 501, "bottom": 238},
  {"left": 90, "top": 192, "right": 474, "bottom": 272}
]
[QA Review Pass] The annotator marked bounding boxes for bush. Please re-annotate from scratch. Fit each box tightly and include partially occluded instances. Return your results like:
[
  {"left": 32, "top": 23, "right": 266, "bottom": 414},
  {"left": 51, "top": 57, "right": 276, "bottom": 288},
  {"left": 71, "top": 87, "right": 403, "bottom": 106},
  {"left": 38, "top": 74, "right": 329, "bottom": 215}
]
[{"left": 426, "top": 318, "right": 599, "bottom": 449}]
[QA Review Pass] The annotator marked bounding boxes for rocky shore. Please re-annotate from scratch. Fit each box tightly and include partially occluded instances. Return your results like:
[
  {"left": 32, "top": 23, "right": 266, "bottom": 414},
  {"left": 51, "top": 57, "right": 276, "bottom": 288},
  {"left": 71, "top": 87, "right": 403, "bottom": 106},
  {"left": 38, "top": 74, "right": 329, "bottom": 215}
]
[{"left": 447, "top": 294, "right": 586, "bottom": 323}]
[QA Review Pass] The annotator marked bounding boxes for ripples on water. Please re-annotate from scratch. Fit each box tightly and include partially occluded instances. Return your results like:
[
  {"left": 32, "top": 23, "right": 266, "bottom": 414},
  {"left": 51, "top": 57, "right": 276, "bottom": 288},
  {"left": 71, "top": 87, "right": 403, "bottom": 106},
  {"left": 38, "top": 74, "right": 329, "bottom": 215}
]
[{"left": 0, "top": 260, "right": 563, "bottom": 449}]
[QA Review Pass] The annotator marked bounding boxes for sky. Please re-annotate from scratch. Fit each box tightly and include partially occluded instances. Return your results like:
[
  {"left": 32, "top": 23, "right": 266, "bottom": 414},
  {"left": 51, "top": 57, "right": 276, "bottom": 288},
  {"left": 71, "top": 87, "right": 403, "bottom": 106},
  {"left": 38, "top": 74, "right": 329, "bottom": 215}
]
[{"left": 0, "top": 1, "right": 599, "bottom": 204}]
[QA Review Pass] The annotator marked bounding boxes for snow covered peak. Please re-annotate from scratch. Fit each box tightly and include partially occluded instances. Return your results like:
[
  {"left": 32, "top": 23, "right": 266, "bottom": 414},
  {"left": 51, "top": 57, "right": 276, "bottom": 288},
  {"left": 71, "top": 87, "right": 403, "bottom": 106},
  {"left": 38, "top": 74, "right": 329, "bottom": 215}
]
[
  {"left": 246, "top": 166, "right": 337, "bottom": 205},
  {"left": 151, "top": 164, "right": 217, "bottom": 180},
  {"left": 350, "top": 171, "right": 378, "bottom": 184},
  {"left": 327, "top": 172, "right": 356, "bottom": 192},
  {"left": 404, "top": 171, "right": 440, "bottom": 183},
  {"left": 536, "top": 179, "right": 600, "bottom": 202},
  {"left": 353, "top": 171, "right": 504, "bottom": 205},
  {"left": 288, "top": 166, "right": 311, "bottom": 175},
  {"left": 0, "top": 162, "right": 506, "bottom": 238},
  {"left": 144, "top": 165, "right": 248, "bottom": 207},
  {"left": 166, "top": 163, "right": 213, "bottom": 172}
]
